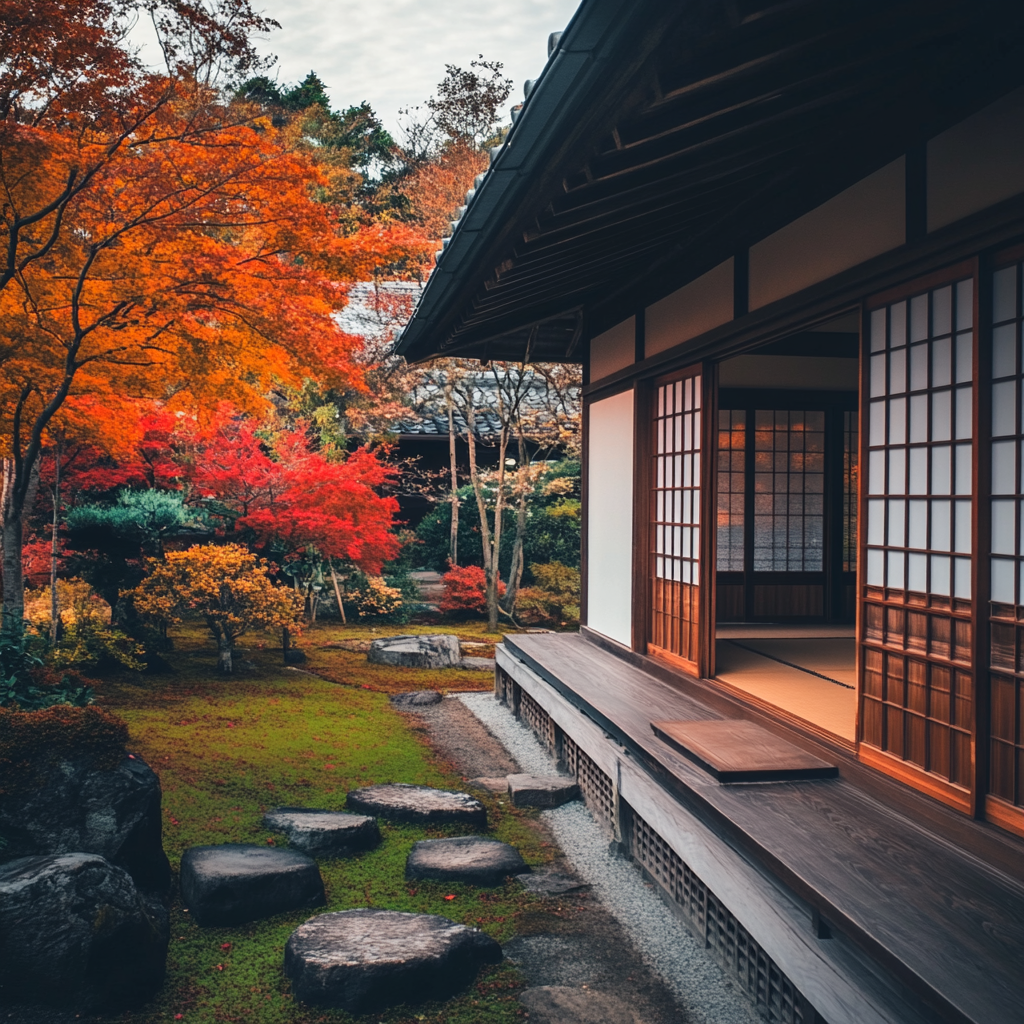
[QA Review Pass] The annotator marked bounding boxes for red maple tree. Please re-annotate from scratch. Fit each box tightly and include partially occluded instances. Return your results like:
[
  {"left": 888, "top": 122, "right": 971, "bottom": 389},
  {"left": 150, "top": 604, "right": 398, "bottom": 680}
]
[{"left": 185, "top": 411, "right": 399, "bottom": 573}]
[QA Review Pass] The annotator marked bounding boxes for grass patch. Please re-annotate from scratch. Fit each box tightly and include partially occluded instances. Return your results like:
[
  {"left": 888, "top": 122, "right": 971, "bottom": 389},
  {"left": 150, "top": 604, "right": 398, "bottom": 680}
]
[{"left": 93, "top": 623, "right": 547, "bottom": 1024}]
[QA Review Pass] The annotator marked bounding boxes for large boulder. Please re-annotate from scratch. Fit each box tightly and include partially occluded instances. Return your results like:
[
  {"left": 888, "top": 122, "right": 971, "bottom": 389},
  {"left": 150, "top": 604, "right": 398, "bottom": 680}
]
[
  {"left": 0, "top": 853, "right": 168, "bottom": 1012},
  {"left": 179, "top": 844, "right": 325, "bottom": 926},
  {"left": 368, "top": 634, "right": 461, "bottom": 669},
  {"left": 0, "top": 753, "right": 170, "bottom": 899},
  {"left": 405, "top": 836, "right": 528, "bottom": 887},
  {"left": 346, "top": 783, "right": 486, "bottom": 826},
  {"left": 263, "top": 808, "right": 380, "bottom": 859},
  {"left": 284, "top": 908, "right": 502, "bottom": 1012}
]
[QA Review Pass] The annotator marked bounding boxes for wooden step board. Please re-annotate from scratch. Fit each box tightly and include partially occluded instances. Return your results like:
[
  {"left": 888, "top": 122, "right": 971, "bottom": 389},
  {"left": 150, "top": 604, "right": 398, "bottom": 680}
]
[{"left": 651, "top": 719, "right": 838, "bottom": 782}]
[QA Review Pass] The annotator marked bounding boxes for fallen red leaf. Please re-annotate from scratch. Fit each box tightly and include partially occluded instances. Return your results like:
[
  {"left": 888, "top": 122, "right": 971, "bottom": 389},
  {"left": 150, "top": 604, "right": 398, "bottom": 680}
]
[{"left": 444, "top": 895, "right": 456, "bottom": 901}]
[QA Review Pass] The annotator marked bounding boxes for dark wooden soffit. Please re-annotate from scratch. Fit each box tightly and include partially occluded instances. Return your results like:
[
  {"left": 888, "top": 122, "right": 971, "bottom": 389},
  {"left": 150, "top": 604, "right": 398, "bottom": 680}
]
[{"left": 397, "top": 0, "right": 1024, "bottom": 365}]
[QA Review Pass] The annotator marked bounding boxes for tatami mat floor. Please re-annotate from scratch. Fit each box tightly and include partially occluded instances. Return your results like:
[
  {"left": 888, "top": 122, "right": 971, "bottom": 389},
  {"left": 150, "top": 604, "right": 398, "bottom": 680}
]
[{"left": 714, "top": 631, "right": 857, "bottom": 742}]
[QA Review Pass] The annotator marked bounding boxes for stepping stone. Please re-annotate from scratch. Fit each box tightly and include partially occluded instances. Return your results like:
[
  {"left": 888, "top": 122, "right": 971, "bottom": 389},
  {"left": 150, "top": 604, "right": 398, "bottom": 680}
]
[
  {"left": 262, "top": 808, "right": 380, "bottom": 859},
  {"left": 284, "top": 908, "right": 502, "bottom": 1012},
  {"left": 389, "top": 690, "right": 443, "bottom": 707},
  {"left": 459, "top": 656, "right": 496, "bottom": 671},
  {"left": 368, "top": 634, "right": 461, "bottom": 669},
  {"left": 519, "top": 985, "right": 640, "bottom": 1024},
  {"left": 467, "top": 776, "right": 509, "bottom": 794},
  {"left": 405, "top": 836, "right": 527, "bottom": 887},
  {"left": 516, "top": 871, "right": 587, "bottom": 896},
  {"left": 507, "top": 774, "right": 580, "bottom": 809},
  {"left": 180, "top": 844, "right": 325, "bottom": 926},
  {"left": 347, "top": 783, "right": 486, "bottom": 826}
]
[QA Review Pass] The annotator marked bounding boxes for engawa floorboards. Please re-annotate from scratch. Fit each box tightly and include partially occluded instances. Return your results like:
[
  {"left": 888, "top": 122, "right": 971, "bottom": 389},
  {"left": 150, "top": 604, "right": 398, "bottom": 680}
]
[{"left": 503, "top": 632, "right": 1024, "bottom": 1024}]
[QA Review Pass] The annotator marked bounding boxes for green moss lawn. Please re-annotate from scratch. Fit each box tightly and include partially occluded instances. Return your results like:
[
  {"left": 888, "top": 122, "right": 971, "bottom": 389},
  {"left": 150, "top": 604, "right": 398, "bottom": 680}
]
[{"left": 96, "top": 621, "right": 546, "bottom": 1024}]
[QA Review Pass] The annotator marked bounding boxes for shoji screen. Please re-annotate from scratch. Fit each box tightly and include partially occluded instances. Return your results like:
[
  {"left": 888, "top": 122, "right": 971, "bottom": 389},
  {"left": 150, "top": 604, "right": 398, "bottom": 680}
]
[
  {"left": 988, "top": 254, "right": 1024, "bottom": 836},
  {"left": 860, "top": 268, "right": 975, "bottom": 809},
  {"left": 649, "top": 369, "right": 705, "bottom": 674}
]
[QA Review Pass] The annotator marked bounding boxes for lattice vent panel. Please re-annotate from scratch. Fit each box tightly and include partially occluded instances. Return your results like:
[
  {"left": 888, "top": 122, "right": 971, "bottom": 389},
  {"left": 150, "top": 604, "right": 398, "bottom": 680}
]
[
  {"left": 562, "top": 735, "right": 615, "bottom": 827},
  {"left": 630, "top": 812, "right": 822, "bottom": 1024},
  {"left": 517, "top": 688, "right": 557, "bottom": 754},
  {"left": 495, "top": 666, "right": 514, "bottom": 706}
]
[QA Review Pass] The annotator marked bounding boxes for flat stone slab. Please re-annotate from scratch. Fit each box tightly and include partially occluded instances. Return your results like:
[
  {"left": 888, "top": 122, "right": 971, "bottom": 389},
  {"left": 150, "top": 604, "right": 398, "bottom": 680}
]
[
  {"left": 460, "top": 656, "right": 496, "bottom": 671},
  {"left": 368, "top": 634, "right": 461, "bottom": 669},
  {"left": 405, "top": 836, "right": 527, "bottom": 887},
  {"left": 346, "top": 783, "right": 486, "bottom": 826},
  {"left": 180, "top": 844, "right": 324, "bottom": 926},
  {"left": 516, "top": 872, "right": 587, "bottom": 896},
  {"left": 519, "top": 986, "right": 641, "bottom": 1024},
  {"left": 284, "top": 908, "right": 502, "bottom": 1012},
  {"left": 389, "top": 690, "right": 443, "bottom": 707},
  {"left": 262, "top": 808, "right": 380, "bottom": 859},
  {"left": 467, "top": 776, "right": 509, "bottom": 794},
  {"left": 507, "top": 774, "right": 580, "bottom": 809}
]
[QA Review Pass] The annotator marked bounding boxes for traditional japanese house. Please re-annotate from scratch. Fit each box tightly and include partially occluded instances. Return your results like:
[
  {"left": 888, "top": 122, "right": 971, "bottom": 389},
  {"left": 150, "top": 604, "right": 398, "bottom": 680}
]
[{"left": 395, "top": 2, "right": 1024, "bottom": 1021}]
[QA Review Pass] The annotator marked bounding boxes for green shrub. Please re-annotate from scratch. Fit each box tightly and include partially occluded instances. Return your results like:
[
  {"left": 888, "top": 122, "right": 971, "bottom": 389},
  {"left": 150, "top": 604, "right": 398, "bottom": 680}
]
[
  {"left": 0, "top": 628, "right": 95, "bottom": 710},
  {"left": 52, "top": 621, "right": 146, "bottom": 672},
  {"left": 516, "top": 561, "right": 581, "bottom": 627}
]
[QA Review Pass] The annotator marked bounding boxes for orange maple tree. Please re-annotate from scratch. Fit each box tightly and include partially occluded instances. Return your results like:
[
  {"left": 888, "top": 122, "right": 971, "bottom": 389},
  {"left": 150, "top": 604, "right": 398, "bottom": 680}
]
[{"left": 0, "top": 3, "right": 430, "bottom": 631}]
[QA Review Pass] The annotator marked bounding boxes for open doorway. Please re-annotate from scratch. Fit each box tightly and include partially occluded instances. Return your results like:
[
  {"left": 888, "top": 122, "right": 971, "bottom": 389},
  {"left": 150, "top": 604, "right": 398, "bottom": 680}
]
[{"left": 713, "top": 312, "right": 859, "bottom": 741}]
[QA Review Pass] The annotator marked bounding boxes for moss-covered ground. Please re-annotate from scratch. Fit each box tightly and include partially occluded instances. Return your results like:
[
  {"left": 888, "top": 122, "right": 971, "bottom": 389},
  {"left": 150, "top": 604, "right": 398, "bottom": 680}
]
[{"left": 96, "top": 621, "right": 545, "bottom": 1024}]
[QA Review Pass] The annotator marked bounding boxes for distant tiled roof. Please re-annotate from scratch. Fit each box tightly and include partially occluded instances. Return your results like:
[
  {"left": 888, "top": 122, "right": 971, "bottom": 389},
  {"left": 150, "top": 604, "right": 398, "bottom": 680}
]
[{"left": 394, "top": 368, "right": 575, "bottom": 439}]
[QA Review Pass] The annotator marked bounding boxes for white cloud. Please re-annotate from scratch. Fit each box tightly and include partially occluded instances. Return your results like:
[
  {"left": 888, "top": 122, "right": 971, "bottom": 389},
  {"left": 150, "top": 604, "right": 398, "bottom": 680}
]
[{"left": 249, "top": 0, "right": 581, "bottom": 137}]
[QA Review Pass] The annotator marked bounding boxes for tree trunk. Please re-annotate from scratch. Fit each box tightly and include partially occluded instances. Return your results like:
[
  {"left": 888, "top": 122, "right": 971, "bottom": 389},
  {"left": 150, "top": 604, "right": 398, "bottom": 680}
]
[
  {"left": 282, "top": 625, "right": 291, "bottom": 662},
  {"left": 464, "top": 404, "right": 499, "bottom": 632},
  {"left": 447, "top": 390, "right": 459, "bottom": 566},
  {"left": 217, "top": 632, "right": 233, "bottom": 674},
  {"left": 50, "top": 440, "right": 62, "bottom": 644},
  {"left": 330, "top": 565, "right": 346, "bottom": 624},
  {"left": 1, "top": 454, "right": 41, "bottom": 636},
  {"left": 502, "top": 434, "right": 531, "bottom": 614}
]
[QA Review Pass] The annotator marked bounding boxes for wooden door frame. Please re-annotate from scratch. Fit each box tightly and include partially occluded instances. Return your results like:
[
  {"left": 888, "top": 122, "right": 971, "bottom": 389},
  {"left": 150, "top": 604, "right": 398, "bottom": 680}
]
[{"left": 632, "top": 362, "right": 715, "bottom": 678}]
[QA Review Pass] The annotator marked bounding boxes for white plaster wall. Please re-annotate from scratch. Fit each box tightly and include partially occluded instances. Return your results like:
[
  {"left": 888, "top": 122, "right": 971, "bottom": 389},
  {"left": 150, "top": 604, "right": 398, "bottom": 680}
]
[
  {"left": 646, "top": 258, "right": 734, "bottom": 356},
  {"left": 589, "top": 316, "right": 635, "bottom": 382},
  {"left": 928, "top": 87, "right": 1024, "bottom": 231},
  {"left": 586, "top": 390, "right": 634, "bottom": 647},
  {"left": 749, "top": 158, "right": 905, "bottom": 310}
]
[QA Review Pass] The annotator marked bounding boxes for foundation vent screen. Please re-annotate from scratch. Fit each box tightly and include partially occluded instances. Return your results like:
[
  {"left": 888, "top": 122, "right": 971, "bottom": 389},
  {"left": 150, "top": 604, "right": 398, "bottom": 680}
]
[
  {"left": 562, "top": 735, "right": 616, "bottom": 827},
  {"left": 518, "top": 688, "right": 557, "bottom": 754},
  {"left": 630, "top": 812, "right": 822, "bottom": 1024}
]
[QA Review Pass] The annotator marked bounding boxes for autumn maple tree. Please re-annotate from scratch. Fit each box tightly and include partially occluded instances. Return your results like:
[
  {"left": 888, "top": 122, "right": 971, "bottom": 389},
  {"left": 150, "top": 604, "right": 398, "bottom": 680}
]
[
  {"left": 132, "top": 544, "right": 303, "bottom": 673},
  {"left": 0, "top": 2, "right": 429, "bottom": 633},
  {"left": 178, "top": 409, "right": 400, "bottom": 618}
]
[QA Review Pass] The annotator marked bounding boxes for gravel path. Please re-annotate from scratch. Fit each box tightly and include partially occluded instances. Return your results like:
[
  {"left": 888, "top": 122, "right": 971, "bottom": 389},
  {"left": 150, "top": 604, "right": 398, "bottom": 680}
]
[{"left": 458, "top": 691, "right": 759, "bottom": 1024}]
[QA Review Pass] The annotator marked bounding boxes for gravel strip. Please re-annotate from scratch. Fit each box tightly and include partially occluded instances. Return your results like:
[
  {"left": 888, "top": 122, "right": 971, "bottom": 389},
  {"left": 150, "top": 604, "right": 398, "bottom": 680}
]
[{"left": 458, "top": 691, "right": 759, "bottom": 1024}]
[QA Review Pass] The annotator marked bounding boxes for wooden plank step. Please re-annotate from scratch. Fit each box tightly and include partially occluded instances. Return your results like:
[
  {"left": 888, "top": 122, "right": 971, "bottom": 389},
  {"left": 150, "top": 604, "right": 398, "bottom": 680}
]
[{"left": 651, "top": 719, "right": 838, "bottom": 782}]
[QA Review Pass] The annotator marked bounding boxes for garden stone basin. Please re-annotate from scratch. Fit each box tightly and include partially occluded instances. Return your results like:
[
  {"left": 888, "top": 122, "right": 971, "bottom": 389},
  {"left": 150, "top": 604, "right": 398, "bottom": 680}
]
[
  {"left": 179, "top": 844, "right": 325, "bottom": 926},
  {"left": 367, "top": 634, "right": 461, "bottom": 669},
  {"left": 284, "top": 908, "right": 502, "bottom": 1012},
  {"left": 262, "top": 808, "right": 380, "bottom": 859},
  {"left": 346, "top": 783, "right": 486, "bottom": 826},
  {"left": 405, "top": 836, "right": 528, "bottom": 887}
]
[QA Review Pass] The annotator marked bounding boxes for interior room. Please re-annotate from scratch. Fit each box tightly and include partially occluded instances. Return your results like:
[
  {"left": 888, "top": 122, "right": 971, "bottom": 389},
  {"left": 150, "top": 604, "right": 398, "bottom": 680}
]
[{"left": 714, "top": 312, "right": 859, "bottom": 741}]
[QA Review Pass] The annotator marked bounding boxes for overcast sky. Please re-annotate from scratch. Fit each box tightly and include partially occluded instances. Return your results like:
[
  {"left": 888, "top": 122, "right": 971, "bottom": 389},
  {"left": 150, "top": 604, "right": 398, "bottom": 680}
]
[{"left": 244, "top": 0, "right": 581, "bottom": 138}]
